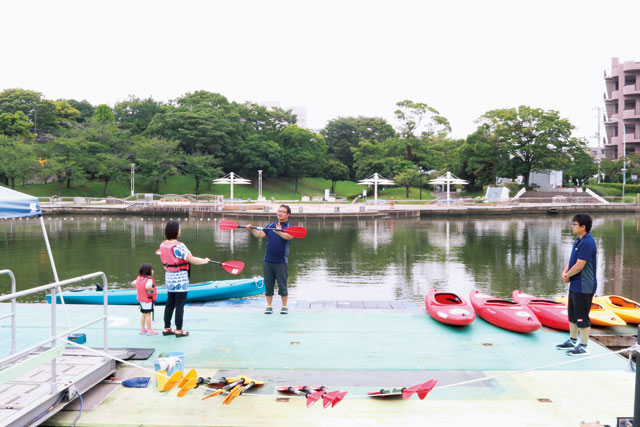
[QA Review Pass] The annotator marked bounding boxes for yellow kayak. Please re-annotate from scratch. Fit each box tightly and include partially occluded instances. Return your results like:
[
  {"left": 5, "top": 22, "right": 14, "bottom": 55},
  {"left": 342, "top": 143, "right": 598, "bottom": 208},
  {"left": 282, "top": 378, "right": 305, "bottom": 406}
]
[
  {"left": 594, "top": 295, "right": 640, "bottom": 324},
  {"left": 555, "top": 296, "right": 626, "bottom": 327}
]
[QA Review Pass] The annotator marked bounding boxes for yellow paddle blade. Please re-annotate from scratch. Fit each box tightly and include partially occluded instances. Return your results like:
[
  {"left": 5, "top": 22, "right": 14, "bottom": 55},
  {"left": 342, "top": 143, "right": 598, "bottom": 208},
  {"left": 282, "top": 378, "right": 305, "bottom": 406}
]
[
  {"left": 222, "top": 385, "right": 242, "bottom": 404},
  {"left": 177, "top": 378, "right": 198, "bottom": 397},
  {"left": 155, "top": 370, "right": 168, "bottom": 392},
  {"left": 178, "top": 368, "right": 198, "bottom": 389},
  {"left": 202, "top": 389, "right": 221, "bottom": 400},
  {"left": 161, "top": 370, "right": 183, "bottom": 392}
]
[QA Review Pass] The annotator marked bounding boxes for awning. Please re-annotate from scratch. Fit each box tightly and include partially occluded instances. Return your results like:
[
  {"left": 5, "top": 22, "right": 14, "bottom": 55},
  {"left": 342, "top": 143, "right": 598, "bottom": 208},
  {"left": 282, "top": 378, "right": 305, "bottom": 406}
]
[{"left": 0, "top": 186, "right": 42, "bottom": 219}]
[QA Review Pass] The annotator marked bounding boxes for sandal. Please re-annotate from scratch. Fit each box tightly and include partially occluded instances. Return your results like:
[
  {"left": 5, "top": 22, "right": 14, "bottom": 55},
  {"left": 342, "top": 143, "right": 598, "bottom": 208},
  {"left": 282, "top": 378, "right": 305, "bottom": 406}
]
[
  {"left": 162, "top": 328, "right": 175, "bottom": 336},
  {"left": 174, "top": 330, "right": 190, "bottom": 338}
]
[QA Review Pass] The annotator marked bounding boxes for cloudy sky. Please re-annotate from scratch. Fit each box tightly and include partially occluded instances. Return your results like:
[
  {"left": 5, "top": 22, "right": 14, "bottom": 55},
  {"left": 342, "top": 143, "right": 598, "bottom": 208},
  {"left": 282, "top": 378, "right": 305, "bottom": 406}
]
[{"left": 1, "top": 0, "right": 638, "bottom": 144}]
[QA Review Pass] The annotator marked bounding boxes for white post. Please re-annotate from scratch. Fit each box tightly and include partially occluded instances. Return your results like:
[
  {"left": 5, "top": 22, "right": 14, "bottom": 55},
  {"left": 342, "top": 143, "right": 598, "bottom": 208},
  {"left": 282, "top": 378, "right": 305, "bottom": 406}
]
[
  {"left": 374, "top": 175, "right": 379, "bottom": 202},
  {"left": 446, "top": 172, "right": 451, "bottom": 201},
  {"left": 258, "top": 170, "right": 263, "bottom": 199},
  {"left": 230, "top": 172, "right": 235, "bottom": 200},
  {"left": 130, "top": 163, "right": 135, "bottom": 196},
  {"left": 39, "top": 216, "right": 71, "bottom": 329}
]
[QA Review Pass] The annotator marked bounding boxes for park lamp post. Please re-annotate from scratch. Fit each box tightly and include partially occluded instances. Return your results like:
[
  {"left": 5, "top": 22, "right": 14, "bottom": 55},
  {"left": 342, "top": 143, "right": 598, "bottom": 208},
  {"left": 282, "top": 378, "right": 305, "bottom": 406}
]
[
  {"left": 29, "top": 108, "right": 37, "bottom": 133},
  {"left": 130, "top": 163, "right": 135, "bottom": 196},
  {"left": 419, "top": 167, "right": 425, "bottom": 200},
  {"left": 610, "top": 118, "right": 627, "bottom": 202}
]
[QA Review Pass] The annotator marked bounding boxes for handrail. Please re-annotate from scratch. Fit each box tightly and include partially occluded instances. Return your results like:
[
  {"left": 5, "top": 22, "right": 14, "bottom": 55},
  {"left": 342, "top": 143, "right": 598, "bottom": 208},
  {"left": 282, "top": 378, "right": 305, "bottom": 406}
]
[
  {"left": 0, "top": 271, "right": 109, "bottom": 394},
  {"left": 0, "top": 270, "right": 17, "bottom": 354}
]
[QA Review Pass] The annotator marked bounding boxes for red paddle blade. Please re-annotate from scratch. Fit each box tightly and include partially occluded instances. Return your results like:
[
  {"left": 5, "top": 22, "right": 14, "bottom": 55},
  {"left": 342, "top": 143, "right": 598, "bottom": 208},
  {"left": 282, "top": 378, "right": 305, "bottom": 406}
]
[
  {"left": 415, "top": 379, "right": 437, "bottom": 400},
  {"left": 284, "top": 226, "right": 307, "bottom": 238},
  {"left": 322, "top": 391, "right": 343, "bottom": 408},
  {"left": 219, "top": 220, "right": 240, "bottom": 231},
  {"left": 331, "top": 391, "right": 348, "bottom": 407},
  {"left": 307, "top": 390, "right": 324, "bottom": 407},
  {"left": 220, "top": 261, "right": 245, "bottom": 275}
]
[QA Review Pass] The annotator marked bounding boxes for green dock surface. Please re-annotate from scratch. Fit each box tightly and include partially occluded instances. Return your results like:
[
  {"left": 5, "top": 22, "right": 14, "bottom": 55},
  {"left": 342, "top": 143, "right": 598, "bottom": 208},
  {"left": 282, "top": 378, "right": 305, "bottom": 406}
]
[{"left": 0, "top": 302, "right": 635, "bottom": 426}]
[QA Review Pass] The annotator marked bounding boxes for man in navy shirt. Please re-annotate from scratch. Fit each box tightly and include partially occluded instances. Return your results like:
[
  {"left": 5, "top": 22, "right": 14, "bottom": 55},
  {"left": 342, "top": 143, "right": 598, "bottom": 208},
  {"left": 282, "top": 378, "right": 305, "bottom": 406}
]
[
  {"left": 556, "top": 214, "right": 597, "bottom": 356},
  {"left": 247, "top": 205, "right": 295, "bottom": 314}
]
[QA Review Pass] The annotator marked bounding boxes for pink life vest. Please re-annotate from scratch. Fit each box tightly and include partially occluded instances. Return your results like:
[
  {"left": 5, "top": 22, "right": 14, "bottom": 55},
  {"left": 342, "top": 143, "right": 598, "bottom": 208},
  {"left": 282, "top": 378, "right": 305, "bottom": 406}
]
[
  {"left": 159, "top": 240, "right": 190, "bottom": 272},
  {"left": 135, "top": 275, "right": 157, "bottom": 303}
]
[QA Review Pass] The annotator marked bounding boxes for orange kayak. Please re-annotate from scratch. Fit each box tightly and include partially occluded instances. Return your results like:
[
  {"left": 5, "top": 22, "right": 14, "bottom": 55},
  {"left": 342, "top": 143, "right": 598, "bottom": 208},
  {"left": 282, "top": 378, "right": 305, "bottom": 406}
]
[
  {"left": 555, "top": 296, "right": 626, "bottom": 327},
  {"left": 594, "top": 295, "right": 640, "bottom": 324}
]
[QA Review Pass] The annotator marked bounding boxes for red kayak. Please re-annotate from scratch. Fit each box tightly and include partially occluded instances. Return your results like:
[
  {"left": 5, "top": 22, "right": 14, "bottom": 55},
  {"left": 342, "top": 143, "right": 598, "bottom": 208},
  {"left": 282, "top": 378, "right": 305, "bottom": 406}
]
[
  {"left": 469, "top": 290, "right": 541, "bottom": 333},
  {"left": 512, "top": 290, "right": 569, "bottom": 331},
  {"left": 425, "top": 289, "right": 476, "bottom": 326}
]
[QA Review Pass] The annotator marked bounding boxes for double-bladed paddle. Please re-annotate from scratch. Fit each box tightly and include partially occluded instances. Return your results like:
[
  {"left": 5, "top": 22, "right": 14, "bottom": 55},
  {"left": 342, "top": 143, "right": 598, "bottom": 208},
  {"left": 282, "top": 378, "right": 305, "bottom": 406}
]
[{"left": 219, "top": 219, "right": 307, "bottom": 238}]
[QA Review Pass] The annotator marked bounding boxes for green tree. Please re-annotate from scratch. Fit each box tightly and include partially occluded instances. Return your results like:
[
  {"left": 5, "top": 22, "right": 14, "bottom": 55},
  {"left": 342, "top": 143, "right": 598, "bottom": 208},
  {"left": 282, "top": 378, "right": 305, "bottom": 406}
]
[
  {"left": 114, "top": 96, "right": 163, "bottom": 135},
  {"left": 565, "top": 145, "right": 598, "bottom": 186},
  {"left": 0, "top": 89, "right": 42, "bottom": 115},
  {"left": 0, "top": 136, "right": 37, "bottom": 188},
  {"left": 42, "top": 137, "right": 87, "bottom": 195},
  {"left": 323, "top": 160, "right": 350, "bottom": 193},
  {"left": 600, "top": 158, "right": 623, "bottom": 183},
  {"left": 92, "top": 104, "right": 116, "bottom": 122},
  {"left": 480, "top": 106, "right": 576, "bottom": 187},
  {"left": 277, "top": 125, "right": 327, "bottom": 192},
  {"left": 131, "top": 136, "right": 181, "bottom": 193},
  {"left": 66, "top": 99, "right": 95, "bottom": 123},
  {"left": 0, "top": 111, "right": 33, "bottom": 138},
  {"left": 393, "top": 163, "right": 420, "bottom": 197},
  {"left": 227, "top": 134, "right": 284, "bottom": 179},
  {"left": 321, "top": 116, "right": 395, "bottom": 178},
  {"left": 394, "top": 100, "right": 451, "bottom": 139},
  {"left": 183, "top": 153, "right": 221, "bottom": 195},
  {"left": 452, "top": 125, "right": 509, "bottom": 189},
  {"left": 54, "top": 100, "right": 81, "bottom": 128},
  {"left": 351, "top": 140, "right": 392, "bottom": 180}
]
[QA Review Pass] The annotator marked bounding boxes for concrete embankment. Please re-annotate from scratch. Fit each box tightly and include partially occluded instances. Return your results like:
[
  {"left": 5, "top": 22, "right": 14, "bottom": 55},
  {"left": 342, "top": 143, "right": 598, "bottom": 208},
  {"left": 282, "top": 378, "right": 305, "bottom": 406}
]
[{"left": 39, "top": 201, "right": 640, "bottom": 219}]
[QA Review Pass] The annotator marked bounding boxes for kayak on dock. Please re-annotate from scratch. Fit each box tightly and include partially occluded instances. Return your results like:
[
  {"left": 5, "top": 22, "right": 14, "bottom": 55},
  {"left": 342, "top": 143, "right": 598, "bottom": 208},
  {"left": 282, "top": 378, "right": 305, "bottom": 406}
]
[
  {"left": 469, "top": 290, "right": 541, "bottom": 333},
  {"left": 512, "top": 290, "right": 569, "bottom": 331},
  {"left": 594, "top": 295, "right": 640, "bottom": 324},
  {"left": 425, "top": 289, "right": 475, "bottom": 326},
  {"left": 555, "top": 296, "right": 626, "bottom": 327},
  {"left": 46, "top": 276, "right": 264, "bottom": 305}
]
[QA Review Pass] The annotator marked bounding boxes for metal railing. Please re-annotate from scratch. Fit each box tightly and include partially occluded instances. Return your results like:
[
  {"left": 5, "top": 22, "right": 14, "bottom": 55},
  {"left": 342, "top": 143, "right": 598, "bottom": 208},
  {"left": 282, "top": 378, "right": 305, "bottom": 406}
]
[{"left": 0, "top": 271, "right": 109, "bottom": 393}]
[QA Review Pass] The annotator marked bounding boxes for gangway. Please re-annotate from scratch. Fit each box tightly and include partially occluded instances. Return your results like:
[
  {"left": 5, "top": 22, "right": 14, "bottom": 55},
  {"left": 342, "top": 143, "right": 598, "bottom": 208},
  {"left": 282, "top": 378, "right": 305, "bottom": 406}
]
[{"left": 0, "top": 270, "right": 115, "bottom": 427}]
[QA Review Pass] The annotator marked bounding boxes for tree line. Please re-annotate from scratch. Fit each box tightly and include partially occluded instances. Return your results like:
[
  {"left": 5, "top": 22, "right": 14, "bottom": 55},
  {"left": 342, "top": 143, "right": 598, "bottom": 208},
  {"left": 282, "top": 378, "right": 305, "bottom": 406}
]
[{"left": 0, "top": 88, "right": 637, "bottom": 197}]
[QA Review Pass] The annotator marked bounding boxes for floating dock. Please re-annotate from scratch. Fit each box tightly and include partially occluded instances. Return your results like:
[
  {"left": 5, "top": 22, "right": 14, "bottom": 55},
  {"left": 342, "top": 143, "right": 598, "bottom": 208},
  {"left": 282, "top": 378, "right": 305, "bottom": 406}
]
[{"left": 0, "top": 300, "right": 635, "bottom": 426}]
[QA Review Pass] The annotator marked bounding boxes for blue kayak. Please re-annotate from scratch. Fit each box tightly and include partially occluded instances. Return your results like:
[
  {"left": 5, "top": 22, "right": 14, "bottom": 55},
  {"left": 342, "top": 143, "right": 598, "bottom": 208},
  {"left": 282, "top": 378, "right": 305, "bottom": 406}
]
[{"left": 46, "top": 276, "right": 264, "bottom": 305}]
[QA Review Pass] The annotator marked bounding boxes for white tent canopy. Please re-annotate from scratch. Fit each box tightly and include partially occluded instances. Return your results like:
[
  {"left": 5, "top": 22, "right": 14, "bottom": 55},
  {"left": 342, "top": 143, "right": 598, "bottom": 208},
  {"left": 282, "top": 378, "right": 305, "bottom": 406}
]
[
  {"left": 358, "top": 173, "right": 395, "bottom": 202},
  {"left": 429, "top": 171, "right": 468, "bottom": 201},
  {"left": 213, "top": 172, "right": 251, "bottom": 199}
]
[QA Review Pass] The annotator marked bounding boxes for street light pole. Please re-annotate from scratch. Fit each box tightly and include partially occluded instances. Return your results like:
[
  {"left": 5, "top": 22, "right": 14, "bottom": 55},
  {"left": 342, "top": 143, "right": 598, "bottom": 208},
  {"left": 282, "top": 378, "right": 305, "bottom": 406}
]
[
  {"left": 130, "top": 163, "right": 135, "bottom": 196},
  {"left": 419, "top": 167, "right": 423, "bottom": 200},
  {"left": 611, "top": 118, "right": 627, "bottom": 202}
]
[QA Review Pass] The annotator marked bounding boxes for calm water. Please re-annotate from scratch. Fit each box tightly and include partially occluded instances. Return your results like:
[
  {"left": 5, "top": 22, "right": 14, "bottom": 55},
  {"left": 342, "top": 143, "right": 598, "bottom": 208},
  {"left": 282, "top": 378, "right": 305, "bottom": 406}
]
[{"left": 1, "top": 214, "right": 639, "bottom": 303}]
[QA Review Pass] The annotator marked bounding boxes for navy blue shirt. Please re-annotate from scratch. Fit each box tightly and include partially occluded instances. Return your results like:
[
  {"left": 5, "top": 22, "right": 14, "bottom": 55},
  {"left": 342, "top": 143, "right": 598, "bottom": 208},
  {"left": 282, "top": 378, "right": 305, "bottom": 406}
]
[
  {"left": 568, "top": 232, "right": 597, "bottom": 294},
  {"left": 264, "top": 221, "right": 290, "bottom": 264}
]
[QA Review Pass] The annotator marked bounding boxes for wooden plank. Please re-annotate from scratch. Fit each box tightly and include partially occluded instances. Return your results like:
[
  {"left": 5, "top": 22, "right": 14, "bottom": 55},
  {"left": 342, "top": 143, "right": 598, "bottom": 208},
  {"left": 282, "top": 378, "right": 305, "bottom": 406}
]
[{"left": 0, "top": 345, "right": 65, "bottom": 386}]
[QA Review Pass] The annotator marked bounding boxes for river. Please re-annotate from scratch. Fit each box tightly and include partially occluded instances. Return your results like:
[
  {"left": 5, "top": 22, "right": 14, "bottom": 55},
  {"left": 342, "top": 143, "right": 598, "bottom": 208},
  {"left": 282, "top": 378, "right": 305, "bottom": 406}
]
[{"left": 1, "top": 213, "right": 638, "bottom": 303}]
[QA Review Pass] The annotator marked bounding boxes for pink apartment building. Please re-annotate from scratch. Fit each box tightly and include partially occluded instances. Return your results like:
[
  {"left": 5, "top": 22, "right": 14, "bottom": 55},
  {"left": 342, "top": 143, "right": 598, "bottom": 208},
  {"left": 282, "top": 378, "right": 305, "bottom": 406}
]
[{"left": 604, "top": 57, "right": 640, "bottom": 159}]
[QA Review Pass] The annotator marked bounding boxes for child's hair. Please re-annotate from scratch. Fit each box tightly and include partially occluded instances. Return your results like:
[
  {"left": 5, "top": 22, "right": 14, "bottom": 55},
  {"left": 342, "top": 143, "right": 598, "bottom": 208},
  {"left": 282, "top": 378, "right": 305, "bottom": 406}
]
[
  {"left": 139, "top": 263, "right": 153, "bottom": 277},
  {"left": 165, "top": 220, "right": 180, "bottom": 239}
]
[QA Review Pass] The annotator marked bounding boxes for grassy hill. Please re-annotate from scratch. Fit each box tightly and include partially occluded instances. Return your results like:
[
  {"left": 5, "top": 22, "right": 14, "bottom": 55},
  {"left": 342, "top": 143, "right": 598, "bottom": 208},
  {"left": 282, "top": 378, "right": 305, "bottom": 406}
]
[{"left": 6, "top": 175, "right": 436, "bottom": 201}]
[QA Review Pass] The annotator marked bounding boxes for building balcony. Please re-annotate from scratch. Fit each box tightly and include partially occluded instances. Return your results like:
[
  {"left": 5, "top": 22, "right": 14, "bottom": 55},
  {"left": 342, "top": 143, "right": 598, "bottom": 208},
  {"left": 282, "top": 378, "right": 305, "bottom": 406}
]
[
  {"left": 623, "top": 62, "right": 640, "bottom": 72},
  {"left": 623, "top": 85, "right": 640, "bottom": 95},
  {"left": 622, "top": 109, "right": 640, "bottom": 119},
  {"left": 609, "top": 134, "right": 640, "bottom": 145}
]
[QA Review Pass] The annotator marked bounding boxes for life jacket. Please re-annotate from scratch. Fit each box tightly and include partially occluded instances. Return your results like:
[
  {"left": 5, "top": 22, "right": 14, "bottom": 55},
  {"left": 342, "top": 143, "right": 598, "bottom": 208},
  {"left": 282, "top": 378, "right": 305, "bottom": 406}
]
[
  {"left": 159, "top": 240, "right": 190, "bottom": 272},
  {"left": 135, "top": 275, "right": 157, "bottom": 303}
]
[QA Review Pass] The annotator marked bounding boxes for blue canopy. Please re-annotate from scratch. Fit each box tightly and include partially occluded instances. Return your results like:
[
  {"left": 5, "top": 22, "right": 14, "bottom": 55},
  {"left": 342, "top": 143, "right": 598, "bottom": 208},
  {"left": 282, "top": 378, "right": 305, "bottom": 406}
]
[{"left": 0, "top": 186, "right": 42, "bottom": 219}]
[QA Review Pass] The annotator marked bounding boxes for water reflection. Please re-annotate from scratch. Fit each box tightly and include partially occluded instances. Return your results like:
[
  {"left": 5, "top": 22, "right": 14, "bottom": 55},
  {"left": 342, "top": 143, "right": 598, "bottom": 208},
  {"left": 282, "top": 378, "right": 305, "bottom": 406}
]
[{"left": 0, "top": 214, "right": 638, "bottom": 303}]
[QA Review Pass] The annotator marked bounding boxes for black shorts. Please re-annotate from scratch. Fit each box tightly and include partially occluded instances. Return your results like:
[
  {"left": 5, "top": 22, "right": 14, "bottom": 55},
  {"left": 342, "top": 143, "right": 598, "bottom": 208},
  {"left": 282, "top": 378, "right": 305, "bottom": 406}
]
[
  {"left": 263, "top": 261, "right": 288, "bottom": 297},
  {"left": 567, "top": 291, "right": 593, "bottom": 328}
]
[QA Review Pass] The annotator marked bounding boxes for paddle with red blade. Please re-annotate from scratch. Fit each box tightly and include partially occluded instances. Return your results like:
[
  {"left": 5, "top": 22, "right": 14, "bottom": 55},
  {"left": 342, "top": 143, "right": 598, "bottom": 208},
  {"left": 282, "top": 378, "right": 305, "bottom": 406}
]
[
  {"left": 402, "top": 379, "right": 438, "bottom": 400},
  {"left": 155, "top": 250, "right": 244, "bottom": 275},
  {"left": 219, "top": 220, "right": 307, "bottom": 238},
  {"left": 209, "top": 260, "right": 245, "bottom": 275}
]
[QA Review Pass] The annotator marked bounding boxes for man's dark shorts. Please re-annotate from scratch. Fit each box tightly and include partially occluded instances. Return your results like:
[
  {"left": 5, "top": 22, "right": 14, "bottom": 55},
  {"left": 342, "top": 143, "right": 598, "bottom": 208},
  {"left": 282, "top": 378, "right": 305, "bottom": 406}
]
[
  {"left": 568, "top": 291, "right": 593, "bottom": 328},
  {"left": 263, "top": 261, "right": 288, "bottom": 297}
]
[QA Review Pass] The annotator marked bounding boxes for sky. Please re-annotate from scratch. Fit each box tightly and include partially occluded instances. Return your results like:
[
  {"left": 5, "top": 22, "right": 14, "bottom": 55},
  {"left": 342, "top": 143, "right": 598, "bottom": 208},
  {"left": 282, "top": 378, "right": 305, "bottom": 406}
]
[{"left": 1, "top": 0, "right": 638, "bottom": 145}]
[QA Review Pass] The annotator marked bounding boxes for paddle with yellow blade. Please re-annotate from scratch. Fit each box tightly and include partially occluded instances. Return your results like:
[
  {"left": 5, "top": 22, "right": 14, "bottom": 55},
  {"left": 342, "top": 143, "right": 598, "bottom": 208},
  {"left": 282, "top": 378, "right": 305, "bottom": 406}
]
[
  {"left": 219, "top": 220, "right": 307, "bottom": 238},
  {"left": 222, "top": 375, "right": 264, "bottom": 405}
]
